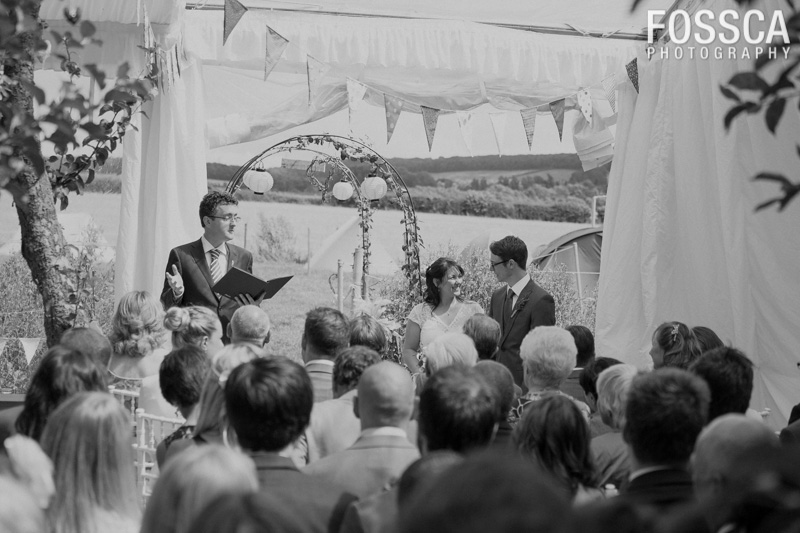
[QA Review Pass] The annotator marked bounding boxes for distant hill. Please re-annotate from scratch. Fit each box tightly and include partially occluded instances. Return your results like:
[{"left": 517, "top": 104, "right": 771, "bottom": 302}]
[{"left": 388, "top": 154, "right": 583, "bottom": 173}]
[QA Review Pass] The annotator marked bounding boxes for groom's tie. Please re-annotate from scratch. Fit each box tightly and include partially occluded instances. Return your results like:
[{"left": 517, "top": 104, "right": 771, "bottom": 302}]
[{"left": 503, "top": 287, "right": 513, "bottom": 329}]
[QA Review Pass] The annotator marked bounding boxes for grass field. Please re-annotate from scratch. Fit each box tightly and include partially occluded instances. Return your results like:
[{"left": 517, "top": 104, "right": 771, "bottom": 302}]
[{"left": 431, "top": 168, "right": 577, "bottom": 184}]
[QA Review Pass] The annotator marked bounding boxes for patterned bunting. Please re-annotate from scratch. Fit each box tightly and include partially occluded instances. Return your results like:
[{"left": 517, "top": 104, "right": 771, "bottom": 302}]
[
  {"left": 223, "top": 0, "right": 248, "bottom": 46},
  {"left": 306, "top": 55, "right": 330, "bottom": 105},
  {"left": 420, "top": 106, "right": 440, "bottom": 151},
  {"left": 384, "top": 94, "right": 405, "bottom": 144},
  {"left": 520, "top": 108, "right": 537, "bottom": 150},
  {"left": 456, "top": 112, "right": 475, "bottom": 156},
  {"left": 602, "top": 74, "right": 617, "bottom": 113},
  {"left": 263, "top": 25, "right": 289, "bottom": 81},
  {"left": 626, "top": 58, "right": 639, "bottom": 93},
  {"left": 488, "top": 113, "right": 508, "bottom": 155},
  {"left": 346, "top": 78, "right": 368, "bottom": 124},
  {"left": 577, "top": 89, "right": 593, "bottom": 125},
  {"left": 549, "top": 99, "right": 566, "bottom": 142}
]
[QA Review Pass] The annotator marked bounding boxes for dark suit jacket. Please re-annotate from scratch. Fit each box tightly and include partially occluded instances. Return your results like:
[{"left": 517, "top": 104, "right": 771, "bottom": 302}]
[
  {"left": 252, "top": 452, "right": 356, "bottom": 533},
  {"left": 559, "top": 368, "right": 586, "bottom": 403},
  {"left": 160, "top": 239, "right": 253, "bottom": 342},
  {"left": 780, "top": 419, "right": 800, "bottom": 445},
  {"left": 620, "top": 467, "right": 695, "bottom": 511},
  {"left": 489, "top": 279, "right": 555, "bottom": 387}
]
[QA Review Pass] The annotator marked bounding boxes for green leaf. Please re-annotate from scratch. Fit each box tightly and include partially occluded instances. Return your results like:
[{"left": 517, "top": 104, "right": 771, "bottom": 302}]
[
  {"left": 17, "top": 78, "right": 46, "bottom": 105},
  {"left": 724, "top": 102, "right": 758, "bottom": 131},
  {"left": 86, "top": 169, "right": 95, "bottom": 184},
  {"left": 79, "top": 20, "right": 96, "bottom": 38},
  {"left": 84, "top": 64, "right": 107, "bottom": 90},
  {"left": 727, "top": 72, "right": 770, "bottom": 94},
  {"left": 104, "top": 89, "right": 138, "bottom": 105},
  {"left": 116, "top": 62, "right": 130, "bottom": 80},
  {"left": 719, "top": 85, "right": 741, "bottom": 103},
  {"left": 765, "top": 98, "right": 786, "bottom": 134}
]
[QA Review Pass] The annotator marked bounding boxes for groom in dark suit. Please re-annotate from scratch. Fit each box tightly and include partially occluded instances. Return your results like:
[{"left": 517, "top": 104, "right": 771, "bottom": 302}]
[
  {"left": 161, "top": 191, "right": 257, "bottom": 343},
  {"left": 488, "top": 236, "right": 555, "bottom": 389}
]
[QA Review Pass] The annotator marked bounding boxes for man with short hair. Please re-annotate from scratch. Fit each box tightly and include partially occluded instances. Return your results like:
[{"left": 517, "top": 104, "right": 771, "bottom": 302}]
[
  {"left": 462, "top": 315, "right": 501, "bottom": 361},
  {"left": 560, "top": 325, "right": 595, "bottom": 402},
  {"left": 304, "top": 362, "right": 419, "bottom": 497},
  {"left": 688, "top": 346, "right": 753, "bottom": 422},
  {"left": 302, "top": 307, "right": 350, "bottom": 402},
  {"left": 305, "top": 346, "right": 382, "bottom": 463},
  {"left": 473, "top": 360, "right": 517, "bottom": 451},
  {"left": 621, "top": 368, "right": 710, "bottom": 512},
  {"left": 228, "top": 305, "right": 271, "bottom": 348},
  {"left": 161, "top": 191, "right": 257, "bottom": 343},
  {"left": 59, "top": 326, "right": 112, "bottom": 368},
  {"left": 225, "top": 357, "right": 356, "bottom": 533},
  {"left": 488, "top": 235, "right": 555, "bottom": 388}
]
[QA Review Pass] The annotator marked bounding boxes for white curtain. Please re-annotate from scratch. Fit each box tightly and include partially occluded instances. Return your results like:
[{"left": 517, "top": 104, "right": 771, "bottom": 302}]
[{"left": 597, "top": 0, "right": 800, "bottom": 427}]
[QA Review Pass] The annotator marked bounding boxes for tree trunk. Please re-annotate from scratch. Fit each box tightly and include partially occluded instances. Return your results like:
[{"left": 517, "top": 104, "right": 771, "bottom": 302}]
[{"left": 7, "top": 1, "right": 75, "bottom": 347}]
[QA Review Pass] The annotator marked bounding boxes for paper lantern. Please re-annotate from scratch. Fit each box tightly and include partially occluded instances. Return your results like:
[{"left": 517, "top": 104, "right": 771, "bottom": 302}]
[
  {"left": 243, "top": 169, "right": 274, "bottom": 194},
  {"left": 361, "top": 176, "right": 387, "bottom": 200},
  {"left": 332, "top": 180, "right": 354, "bottom": 201}
]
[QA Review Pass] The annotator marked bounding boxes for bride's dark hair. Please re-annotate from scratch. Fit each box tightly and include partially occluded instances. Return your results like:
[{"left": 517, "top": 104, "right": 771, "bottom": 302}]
[{"left": 423, "top": 257, "right": 465, "bottom": 307}]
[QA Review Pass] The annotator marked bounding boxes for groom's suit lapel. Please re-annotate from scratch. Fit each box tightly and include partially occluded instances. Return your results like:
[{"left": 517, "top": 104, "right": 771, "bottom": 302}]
[{"left": 499, "top": 280, "right": 535, "bottom": 346}]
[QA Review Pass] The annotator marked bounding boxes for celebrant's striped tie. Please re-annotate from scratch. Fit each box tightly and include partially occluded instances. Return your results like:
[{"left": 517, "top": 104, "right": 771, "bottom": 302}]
[{"left": 209, "top": 248, "right": 223, "bottom": 284}]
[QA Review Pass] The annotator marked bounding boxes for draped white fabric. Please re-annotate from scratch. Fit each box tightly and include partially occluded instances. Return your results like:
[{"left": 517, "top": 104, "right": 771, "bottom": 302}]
[{"left": 596, "top": 0, "right": 800, "bottom": 427}]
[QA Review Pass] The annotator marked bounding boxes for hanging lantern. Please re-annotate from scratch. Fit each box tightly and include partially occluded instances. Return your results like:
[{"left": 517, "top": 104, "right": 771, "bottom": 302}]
[
  {"left": 242, "top": 162, "right": 274, "bottom": 194},
  {"left": 361, "top": 175, "right": 387, "bottom": 200},
  {"left": 332, "top": 180, "right": 354, "bottom": 201}
]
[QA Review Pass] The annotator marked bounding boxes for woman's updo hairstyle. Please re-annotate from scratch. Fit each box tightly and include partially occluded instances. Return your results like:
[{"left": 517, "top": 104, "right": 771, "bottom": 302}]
[
  {"left": 423, "top": 257, "right": 464, "bottom": 307},
  {"left": 653, "top": 321, "right": 703, "bottom": 370},
  {"left": 109, "top": 290, "right": 167, "bottom": 358},
  {"left": 164, "top": 306, "right": 221, "bottom": 349}
]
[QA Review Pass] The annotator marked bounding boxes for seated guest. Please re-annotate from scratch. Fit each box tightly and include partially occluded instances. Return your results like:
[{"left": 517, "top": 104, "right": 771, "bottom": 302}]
[
  {"left": 591, "top": 364, "right": 638, "bottom": 488},
  {"left": 508, "top": 327, "right": 589, "bottom": 426},
  {"left": 474, "top": 360, "right": 517, "bottom": 451},
  {"left": 304, "top": 362, "right": 419, "bottom": 497},
  {"left": 164, "top": 305, "right": 225, "bottom": 355},
  {"left": 302, "top": 307, "right": 349, "bottom": 402},
  {"left": 305, "top": 346, "right": 382, "bottom": 463},
  {"left": 187, "top": 492, "right": 309, "bottom": 533},
  {"left": 398, "top": 452, "right": 571, "bottom": 533},
  {"left": 418, "top": 366, "right": 500, "bottom": 454},
  {"left": 688, "top": 346, "right": 754, "bottom": 422},
  {"left": 224, "top": 357, "right": 356, "bottom": 533},
  {"left": 155, "top": 346, "right": 212, "bottom": 467},
  {"left": 649, "top": 321, "right": 703, "bottom": 370},
  {"left": 41, "top": 392, "right": 140, "bottom": 533},
  {"left": 0, "top": 476, "right": 46, "bottom": 533},
  {"left": 560, "top": 325, "right": 595, "bottom": 402},
  {"left": 514, "top": 395, "right": 601, "bottom": 503},
  {"left": 692, "top": 326, "right": 724, "bottom": 354},
  {"left": 620, "top": 368, "right": 710, "bottom": 512},
  {"left": 462, "top": 315, "right": 501, "bottom": 361},
  {"left": 59, "top": 326, "right": 112, "bottom": 368},
  {"left": 142, "top": 444, "right": 258, "bottom": 533},
  {"left": 579, "top": 357, "right": 623, "bottom": 438},
  {"left": 165, "top": 344, "right": 263, "bottom": 462},
  {"left": 228, "top": 305, "right": 271, "bottom": 349},
  {"left": 692, "top": 414, "right": 779, "bottom": 532},
  {"left": 4, "top": 347, "right": 107, "bottom": 443},
  {"left": 349, "top": 314, "right": 389, "bottom": 356},
  {"left": 424, "top": 332, "right": 478, "bottom": 376}
]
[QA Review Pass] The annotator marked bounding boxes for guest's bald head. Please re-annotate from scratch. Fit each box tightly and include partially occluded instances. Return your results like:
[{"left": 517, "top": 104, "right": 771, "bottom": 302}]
[
  {"left": 355, "top": 362, "right": 414, "bottom": 430},
  {"left": 229, "top": 306, "right": 271, "bottom": 347}
]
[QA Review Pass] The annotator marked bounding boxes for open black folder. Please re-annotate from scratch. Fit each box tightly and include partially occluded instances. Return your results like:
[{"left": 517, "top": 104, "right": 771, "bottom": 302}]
[{"left": 212, "top": 267, "right": 292, "bottom": 301}]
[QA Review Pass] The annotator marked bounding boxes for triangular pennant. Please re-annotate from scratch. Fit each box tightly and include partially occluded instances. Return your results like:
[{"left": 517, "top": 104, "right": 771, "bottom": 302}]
[
  {"left": 19, "top": 338, "right": 41, "bottom": 365},
  {"left": 549, "top": 99, "right": 566, "bottom": 142},
  {"left": 420, "top": 106, "right": 440, "bottom": 152},
  {"left": 306, "top": 55, "right": 330, "bottom": 106},
  {"left": 223, "top": 0, "right": 248, "bottom": 46},
  {"left": 384, "top": 93, "right": 405, "bottom": 144},
  {"left": 347, "top": 78, "right": 368, "bottom": 124},
  {"left": 520, "top": 108, "right": 537, "bottom": 150},
  {"left": 457, "top": 111, "right": 475, "bottom": 156},
  {"left": 602, "top": 74, "right": 617, "bottom": 113},
  {"left": 577, "top": 89, "right": 593, "bottom": 125},
  {"left": 488, "top": 113, "right": 508, "bottom": 155},
  {"left": 626, "top": 58, "right": 639, "bottom": 93},
  {"left": 263, "top": 25, "right": 289, "bottom": 81}
]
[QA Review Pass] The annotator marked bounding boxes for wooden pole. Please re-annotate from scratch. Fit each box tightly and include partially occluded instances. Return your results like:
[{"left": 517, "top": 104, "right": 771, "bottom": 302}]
[
  {"left": 352, "top": 246, "right": 364, "bottom": 310},
  {"left": 573, "top": 242, "right": 584, "bottom": 315},
  {"left": 307, "top": 227, "right": 311, "bottom": 274},
  {"left": 336, "top": 260, "right": 344, "bottom": 312}
]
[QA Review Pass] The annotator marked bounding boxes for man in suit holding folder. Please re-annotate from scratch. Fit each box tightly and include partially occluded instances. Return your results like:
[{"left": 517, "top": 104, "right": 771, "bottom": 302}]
[
  {"left": 488, "top": 235, "right": 555, "bottom": 390},
  {"left": 161, "top": 191, "right": 258, "bottom": 343}
]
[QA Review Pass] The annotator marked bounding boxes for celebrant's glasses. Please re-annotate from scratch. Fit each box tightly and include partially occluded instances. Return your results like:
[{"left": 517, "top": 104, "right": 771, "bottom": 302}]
[
  {"left": 490, "top": 259, "right": 508, "bottom": 269},
  {"left": 208, "top": 214, "right": 241, "bottom": 222}
]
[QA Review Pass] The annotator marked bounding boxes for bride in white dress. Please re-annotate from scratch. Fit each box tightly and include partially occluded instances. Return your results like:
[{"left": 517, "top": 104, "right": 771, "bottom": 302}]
[{"left": 402, "top": 257, "right": 484, "bottom": 373}]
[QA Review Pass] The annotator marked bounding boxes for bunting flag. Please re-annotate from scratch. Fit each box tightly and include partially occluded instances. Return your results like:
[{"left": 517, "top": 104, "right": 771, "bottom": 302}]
[
  {"left": 602, "top": 74, "right": 617, "bottom": 113},
  {"left": 549, "top": 99, "right": 566, "bottom": 142},
  {"left": 420, "top": 106, "right": 440, "bottom": 151},
  {"left": 263, "top": 25, "right": 289, "bottom": 81},
  {"left": 626, "top": 58, "right": 639, "bottom": 93},
  {"left": 223, "top": 0, "right": 248, "bottom": 46},
  {"left": 306, "top": 55, "right": 330, "bottom": 105},
  {"left": 456, "top": 111, "right": 475, "bottom": 156},
  {"left": 19, "top": 338, "right": 41, "bottom": 365},
  {"left": 520, "top": 108, "right": 537, "bottom": 150},
  {"left": 577, "top": 89, "right": 593, "bottom": 124},
  {"left": 488, "top": 113, "right": 508, "bottom": 155},
  {"left": 384, "top": 94, "right": 405, "bottom": 144},
  {"left": 346, "top": 78, "right": 368, "bottom": 124}
]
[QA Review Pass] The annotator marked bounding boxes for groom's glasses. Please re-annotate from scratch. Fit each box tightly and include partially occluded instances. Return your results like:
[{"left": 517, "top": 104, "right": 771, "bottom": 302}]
[
  {"left": 490, "top": 259, "right": 508, "bottom": 269},
  {"left": 208, "top": 214, "right": 241, "bottom": 222}
]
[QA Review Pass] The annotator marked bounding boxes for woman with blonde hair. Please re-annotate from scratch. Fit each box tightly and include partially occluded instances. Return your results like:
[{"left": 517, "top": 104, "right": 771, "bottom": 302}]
[
  {"left": 140, "top": 444, "right": 257, "bottom": 533},
  {"left": 165, "top": 343, "right": 263, "bottom": 462},
  {"left": 163, "top": 306, "right": 225, "bottom": 356},
  {"left": 108, "top": 291, "right": 170, "bottom": 383},
  {"left": 40, "top": 392, "right": 140, "bottom": 533},
  {"left": 591, "top": 364, "right": 638, "bottom": 488}
]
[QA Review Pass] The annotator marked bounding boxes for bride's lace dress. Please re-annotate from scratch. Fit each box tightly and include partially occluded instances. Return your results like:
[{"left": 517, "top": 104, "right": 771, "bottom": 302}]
[{"left": 407, "top": 300, "right": 484, "bottom": 353}]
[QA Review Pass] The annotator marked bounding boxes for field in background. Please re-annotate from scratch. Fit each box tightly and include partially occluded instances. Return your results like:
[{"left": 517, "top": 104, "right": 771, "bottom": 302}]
[{"left": 431, "top": 168, "right": 576, "bottom": 184}]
